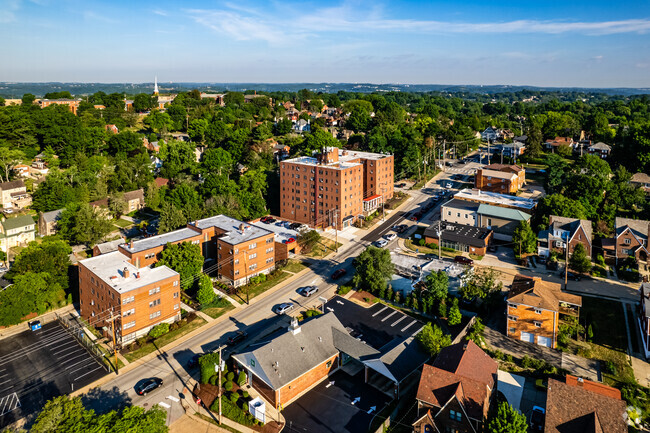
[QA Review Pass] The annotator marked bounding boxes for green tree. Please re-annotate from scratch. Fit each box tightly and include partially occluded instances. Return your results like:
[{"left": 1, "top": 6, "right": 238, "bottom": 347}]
[
  {"left": 196, "top": 274, "right": 215, "bottom": 305},
  {"left": 57, "top": 202, "right": 113, "bottom": 246},
  {"left": 133, "top": 93, "right": 156, "bottom": 112},
  {"left": 487, "top": 401, "right": 528, "bottom": 433},
  {"left": 22, "top": 93, "right": 36, "bottom": 105},
  {"left": 302, "top": 128, "right": 340, "bottom": 154},
  {"left": 512, "top": 221, "right": 537, "bottom": 256},
  {"left": 156, "top": 242, "right": 204, "bottom": 290},
  {"left": 459, "top": 267, "right": 503, "bottom": 300},
  {"left": 6, "top": 238, "right": 71, "bottom": 288},
  {"left": 538, "top": 194, "right": 588, "bottom": 220},
  {"left": 416, "top": 322, "right": 451, "bottom": 356},
  {"left": 448, "top": 298, "right": 462, "bottom": 326},
  {"left": 0, "top": 146, "right": 25, "bottom": 183},
  {"left": 108, "top": 193, "right": 127, "bottom": 218},
  {"left": 569, "top": 242, "right": 592, "bottom": 274},
  {"left": 199, "top": 352, "right": 223, "bottom": 384},
  {"left": 273, "top": 118, "right": 292, "bottom": 135},
  {"left": 425, "top": 270, "right": 449, "bottom": 300},
  {"left": 297, "top": 229, "right": 321, "bottom": 253},
  {"left": 352, "top": 246, "right": 394, "bottom": 295},
  {"left": 158, "top": 202, "right": 187, "bottom": 233}
]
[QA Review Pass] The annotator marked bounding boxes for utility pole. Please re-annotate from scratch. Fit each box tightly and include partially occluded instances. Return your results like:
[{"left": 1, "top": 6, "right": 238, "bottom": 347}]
[
  {"left": 217, "top": 345, "right": 225, "bottom": 424},
  {"left": 106, "top": 310, "right": 119, "bottom": 374},
  {"left": 442, "top": 140, "right": 446, "bottom": 172},
  {"left": 564, "top": 233, "right": 569, "bottom": 289},
  {"left": 501, "top": 147, "right": 504, "bottom": 164},
  {"left": 437, "top": 221, "right": 442, "bottom": 259},
  {"left": 487, "top": 139, "right": 491, "bottom": 165},
  {"left": 243, "top": 253, "right": 249, "bottom": 304}
]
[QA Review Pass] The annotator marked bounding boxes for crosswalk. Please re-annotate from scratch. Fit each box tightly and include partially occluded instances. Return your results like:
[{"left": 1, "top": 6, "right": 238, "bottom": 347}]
[{"left": 0, "top": 392, "right": 20, "bottom": 417}]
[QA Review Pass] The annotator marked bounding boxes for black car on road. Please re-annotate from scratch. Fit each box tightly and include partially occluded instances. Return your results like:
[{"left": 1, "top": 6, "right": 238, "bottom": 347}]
[
  {"left": 135, "top": 378, "right": 163, "bottom": 396},
  {"left": 227, "top": 330, "right": 248, "bottom": 345}
]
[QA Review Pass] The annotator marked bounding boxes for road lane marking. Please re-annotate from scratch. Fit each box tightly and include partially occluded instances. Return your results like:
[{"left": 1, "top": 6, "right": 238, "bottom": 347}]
[{"left": 167, "top": 396, "right": 179, "bottom": 402}]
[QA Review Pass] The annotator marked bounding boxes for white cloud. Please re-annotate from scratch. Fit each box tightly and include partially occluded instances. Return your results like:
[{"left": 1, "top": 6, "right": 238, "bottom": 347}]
[
  {"left": 153, "top": 9, "right": 168, "bottom": 17},
  {"left": 0, "top": 0, "right": 21, "bottom": 23}
]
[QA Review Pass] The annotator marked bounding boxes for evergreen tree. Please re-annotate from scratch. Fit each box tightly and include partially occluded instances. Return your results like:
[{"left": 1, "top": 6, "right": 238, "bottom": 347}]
[{"left": 487, "top": 401, "right": 528, "bottom": 433}]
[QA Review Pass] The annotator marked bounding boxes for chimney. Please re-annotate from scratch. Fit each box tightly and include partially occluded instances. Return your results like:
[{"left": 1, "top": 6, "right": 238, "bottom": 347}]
[
  {"left": 288, "top": 318, "right": 301, "bottom": 335},
  {"left": 239, "top": 223, "right": 245, "bottom": 234},
  {"left": 130, "top": 239, "right": 134, "bottom": 249},
  {"left": 123, "top": 267, "right": 130, "bottom": 278},
  {"left": 462, "top": 342, "right": 468, "bottom": 351},
  {"left": 577, "top": 377, "right": 584, "bottom": 386}
]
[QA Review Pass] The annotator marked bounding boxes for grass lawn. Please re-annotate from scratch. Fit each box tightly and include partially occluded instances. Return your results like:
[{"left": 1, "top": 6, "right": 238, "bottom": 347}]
[
  {"left": 306, "top": 238, "right": 341, "bottom": 257},
  {"left": 283, "top": 260, "right": 307, "bottom": 274},
  {"left": 200, "top": 299, "right": 235, "bottom": 319},
  {"left": 113, "top": 218, "right": 132, "bottom": 228},
  {"left": 243, "top": 271, "right": 292, "bottom": 300},
  {"left": 122, "top": 317, "right": 207, "bottom": 363},
  {"left": 411, "top": 169, "right": 441, "bottom": 190},
  {"left": 579, "top": 297, "right": 635, "bottom": 386}
]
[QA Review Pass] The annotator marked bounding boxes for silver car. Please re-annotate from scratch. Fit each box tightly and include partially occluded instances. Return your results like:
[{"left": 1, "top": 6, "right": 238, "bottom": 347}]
[
  {"left": 374, "top": 239, "right": 389, "bottom": 248},
  {"left": 273, "top": 302, "right": 294, "bottom": 315},
  {"left": 383, "top": 233, "right": 397, "bottom": 241},
  {"left": 298, "top": 286, "right": 319, "bottom": 297}
]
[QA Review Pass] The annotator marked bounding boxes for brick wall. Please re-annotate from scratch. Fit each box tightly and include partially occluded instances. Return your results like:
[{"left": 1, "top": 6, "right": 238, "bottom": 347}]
[
  {"left": 506, "top": 304, "right": 557, "bottom": 348},
  {"left": 277, "top": 353, "right": 339, "bottom": 407}
]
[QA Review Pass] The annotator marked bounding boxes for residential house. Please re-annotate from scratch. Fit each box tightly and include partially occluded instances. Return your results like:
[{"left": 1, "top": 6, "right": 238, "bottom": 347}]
[
  {"left": 544, "top": 137, "right": 574, "bottom": 152},
  {"left": 537, "top": 215, "right": 592, "bottom": 259},
  {"left": 14, "top": 164, "right": 30, "bottom": 178},
  {"left": 123, "top": 189, "right": 145, "bottom": 212},
  {"left": 31, "top": 153, "right": 50, "bottom": 175},
  {"left": 587, "top": 142, "right": 612, "bottom": 159},
  {"left": 603, "top": 217, "right": 650, "bottom": 266},
  {"left": 244, "top": 94, "right": 272, "bottom": 105},
  {"left": 480, "top": 126, "right": 499, "bottom": 141},
  {"left": 154, "top": 177, "right": 169, "bottom": 188},
  {"left": 38, "top": 209, "right": 63, "bottom": 236},
  {"left": 506, "top": 275, "right": 582, "bottom": 348},
  {"left": 413, "top": 340, "right": 497, "bottom": 433},
  {"left": 474, "top": 164, "right": 525, "bottom": 194},
  {"left": 631, "top": 173, "right": 650, "bottom": 194},
  {"left": 273, "top": 144, "right": 290, "bottom": 161},
  {"left": 200, "top": 93, "right": 225, "bottom": 106},
  {"left": 0, "top": 215, "right": 36, "bottom": 253},
  {"left": 293, "top": 119, "right": 310, "bottom": 133},
  {"left": 105, "top": 124, "right": 119, "bottom": 134},
  {"left": 92, "top": 238, "right": 126, "bottom": 257},
  {"left": 498, "top": 129, "right": 514, "bottom": 140},
  {"left": 499, "top": 142, "right": 526, "bottom": 159},
  {"left": 545, "top": 376, "right": 627, "bottom": 433},
  {"left": 0, "top": 180, "right": 31, "bottom": 210},
  {"left": 424, "top": 221, "right": 493, "bottom": 256}
]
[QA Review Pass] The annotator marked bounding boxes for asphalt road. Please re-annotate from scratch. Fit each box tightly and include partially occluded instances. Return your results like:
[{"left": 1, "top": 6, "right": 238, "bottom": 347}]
[{"left": 83, "top": 163, "right": 478, "bottom": 424}]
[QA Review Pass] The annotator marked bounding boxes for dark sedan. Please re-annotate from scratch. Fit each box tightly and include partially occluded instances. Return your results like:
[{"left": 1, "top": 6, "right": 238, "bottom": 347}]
[
  {"left": 227, "top": 330, "right": 248, "bottom": 345},
  {"left": 135, "top": 378, "right": 163, "bottom": 396}
]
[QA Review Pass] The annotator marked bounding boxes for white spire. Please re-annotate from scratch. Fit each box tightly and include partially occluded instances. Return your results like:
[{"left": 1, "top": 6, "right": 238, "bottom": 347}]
[{"left": 153, "top": 76, "right": 159, "bottom": 95}]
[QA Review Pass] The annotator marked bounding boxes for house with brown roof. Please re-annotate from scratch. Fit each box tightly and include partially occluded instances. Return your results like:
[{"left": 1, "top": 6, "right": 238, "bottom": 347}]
[
  {"left": 123, "top": 189, "right": 145, "bottom": 212},
  {"left": 413, "top": 340, "right": 497, "bottom": 433},
  {"left": 602, "top": 217, "right": 650, "bottom": 266},
  {"left": 506, "top": 275, "right": 582, "bottom": 348},
  {"left": 544, "top": 136, "right": 574, "bottom": 152},
  {"left": 537, "top": 215, "right": 592, "bottom": 259},
  {"left": 474, "top": 164, "right": 525, "bottom": 194},
  {"left": 587, "top": 142, "right": 611, "bottom": 159},
  {"left": 0, "top": 180, "right": 31, "bottom": 210},
  {"left": 631, "top": 172, "right": 650, "bottom": 194},
  {"left": 544, "top": 376, "right": 627, "bottom": 433}
]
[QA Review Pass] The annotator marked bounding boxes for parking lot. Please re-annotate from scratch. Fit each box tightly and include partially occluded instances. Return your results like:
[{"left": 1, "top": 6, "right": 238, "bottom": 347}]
[
  {"left": 282, "top": 370, "right": 391, "bottom": 433},
  {"left": 0, "top": 320, "right": 109, "bottom": 427}
]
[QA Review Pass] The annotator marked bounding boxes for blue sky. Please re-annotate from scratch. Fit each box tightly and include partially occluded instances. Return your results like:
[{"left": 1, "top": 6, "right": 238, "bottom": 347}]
[{"left": 2, "top": 0, "right": 650, "bottom": 87}]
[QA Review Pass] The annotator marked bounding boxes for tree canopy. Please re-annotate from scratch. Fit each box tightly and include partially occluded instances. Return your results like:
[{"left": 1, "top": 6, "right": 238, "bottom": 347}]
[
  {"left": 352, "top": 246, "right": 394, "bottom": 296},
  {"left": 156, "top": 242, "right": 204, "bottom": 290},
  {"left": 487, "top": 401, "right": 528, "bottom": 433}
]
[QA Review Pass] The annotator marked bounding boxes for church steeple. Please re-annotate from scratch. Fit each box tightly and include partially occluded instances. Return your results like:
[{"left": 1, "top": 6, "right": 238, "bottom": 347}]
[{"left": 153, "top": 76, "right": 159, "bottom": 95}]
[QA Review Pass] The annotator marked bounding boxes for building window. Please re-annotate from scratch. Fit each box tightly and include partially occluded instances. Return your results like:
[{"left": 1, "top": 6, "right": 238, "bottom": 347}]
[
  {"left": 326, "top": 360, "right": 332, "bottom": 368},
  {"left": 534, "top": 308, "right": 542, "bottom": 314},
  {"left": 234, "top": 259, "right": 239, "bottom": 264},
  {"left": 191, "top": 240, "right": 200, "bottom": 245},
  {"left": 249, "top": 264, "right": 257, "bottom": 270},
  {"left": 122, "top": 296, "right": 135, "bottom": 304},
  {"left": 249, "top": 253, "right": 257, "bottom": 259},
  {"left": 174, "top": 304, "right": 179, "bottom": 310},
  {"left": 173, "top": 292, "right": 179, "bottom": 298},
  {"left": 509, "top": 327, "right": 516, "bottom": 334},
  {"left": 234, "top": 270, "right": 240, "bottom": 276},
  {"left": 149, "top": 287, "right": 161, "bottom": 295},
  {"left": 150, "top": 311, "right": 161, "bottom": 320},
  {"left": 449, "top": 410, "right": 461, "bottom": 421},
  {"left": 624, "top": 238, "right": 631, "bottom": 245},
  {"left": 149, "top": 299, "right": 161, "bottom": 308},
  {"left": 508, "top": 315, "right": 517, "bottom": 321},
  {"left": 534, "top": 321, "right": 542, "bottom": 327},
  {"left": 249, "top": 243, "right": 257, "bottom": 249},
  {"left": 123, "top": 308, "right": 135, "bottom": 317},
  {"left": 266, "top": 238, "right": 273, "bottom": 244},
  {"left": 266, "top": 247, "right": 273, "bottom": 253},
  {"left": 266, "top": 257, "right": 273, "bottom": 264},
  {"left": 173, "top": 281, "right": 179, "bottom": 287},
  {"left": 123, "top": 321, "right": 135, "bottom": 330},
  {"left": 145, "top": 253, "right": 155, "bottom": 260}
]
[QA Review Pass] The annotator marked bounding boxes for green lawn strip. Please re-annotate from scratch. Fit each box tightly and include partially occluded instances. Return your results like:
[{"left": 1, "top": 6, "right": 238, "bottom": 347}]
[
  {"left": 244, "top": 271, "right": 292, "bottom": 300},
  {"left": 411, "top": 170, "right": 441, "bottom": 190},
  {"left": 113, "top": 218, "right": 132, "bottom": 228},
  {"left": 96, "top": 343, "right": 125, "bottom": 371},
  {"left": 200, "top": 300, "right": 235, "bottom": 319},
  {"left": 122, "top": 317, "right": 207, "bottom": 363},
  {"left": 283, "top": 260, "right": 307, "bottom": 274}
]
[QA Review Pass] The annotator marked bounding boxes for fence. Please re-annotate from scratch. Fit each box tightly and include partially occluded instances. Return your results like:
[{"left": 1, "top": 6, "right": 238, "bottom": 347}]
[{"left": 55, "top": 313, "right": 114, "bottom": 373}]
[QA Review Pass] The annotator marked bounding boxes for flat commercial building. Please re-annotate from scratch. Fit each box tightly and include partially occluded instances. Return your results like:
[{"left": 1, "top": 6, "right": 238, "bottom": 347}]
[
  {"left": 452, "top": 188, "right": 535, "bottom": 212},
  {"left": 280, "top": 147, "right": 394, "bottom": 229}
]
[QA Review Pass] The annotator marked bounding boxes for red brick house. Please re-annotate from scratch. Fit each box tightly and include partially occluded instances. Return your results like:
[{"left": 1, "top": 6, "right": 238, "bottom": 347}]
[
  {"left": 413, "top": 340, "right": 497, "bottom": 433},
  {"left": 545, "top": 376, "right": 627, "bottom": 432},
  {"left": 537, "top": 215, "right": 592, "bottom": 259},
  {"left": 603, "top": 217, "right": 650, "bottom": 267}
]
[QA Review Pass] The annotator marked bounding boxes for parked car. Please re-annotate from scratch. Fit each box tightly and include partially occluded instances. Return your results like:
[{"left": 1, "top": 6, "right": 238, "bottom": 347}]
[
  {"left": 289, "top": 222, "right": 302, "bottom": 230},
  {"left": 332, "top": 269, "right": 347, "bottom": 280},
  {"left": 227, "top": 330, "right": 248, "bottom": 345},
  {"left": 262, "top": 217, "right": 276, "bottom": 224},
  {"left": 454, "top": 256, "right": 474, "bottom": 265},
  {"left": 392, "top": 224, "right": 408, "bottom": 233},
  {"left": 530, "top": 406, "right": 545, "bottom": 431},
  {"left": 260, "top": 216, "right": 271, "bottom": 223},
  {"left": 396, "top": 182, "right": 407, "bottom": 188},
  {"left": 135, "top": 378, "right": 163, "bottom": 396},
  {"left": 410, "top": 215, "right": 419, "bottom": 222},
  {"left": 384, "top": 233, "right": 397, "bottom": 241},
  {"left": 298, "top": 286, "right": 319, "bottom": 297},
  {"left": 273, "top": 302, "right": 294, "bottom": 315},
  {"left": 275, "top": 221, "right": 285, "bottom": 227},
  {"left": 374, "top": 239, "right": 389, "bottom": 248},
  {"left": 283, "top": 237, "right": 296, "bottom": 244},
  {"left": 536, "top": 255, "right": 547, "bottom": 264},
  {"left": 445, "top": 182, "right": 453, "bottom": 189},
  {"left": 445, "top": 161, "right": 454, "bottom": 167}
]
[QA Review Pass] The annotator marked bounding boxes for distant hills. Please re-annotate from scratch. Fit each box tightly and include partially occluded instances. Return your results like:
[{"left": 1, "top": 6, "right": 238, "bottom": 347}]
[{"left": 1, "top": 82, "right": 649, "bottom": 98}]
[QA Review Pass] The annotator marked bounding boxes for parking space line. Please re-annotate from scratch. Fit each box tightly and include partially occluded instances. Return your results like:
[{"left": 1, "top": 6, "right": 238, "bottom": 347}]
[
  {"left": 68, "top": 360, "right": 100, "bottom": 375},
  {"left": 74, "top": 365, "right": 103, "bottom": 381},
  {"left": 0, "top": 379, "right": 11, "bottom": 387},
  {"left": 51, "top": 341, "right": 80, "bottom": 356},
  {"left": 381, "top": 311, "right": 398, "bottom": 322},
  {"left": 372, "top": 306, "right": 388, "bottom": 317},
  {"left": 0, "top": 385, "right": 14, "bottom": 394},
  {"left": 390, "top": 316, "right": 407, "bottom": 327},
  {"left": 401, "top": 320, "right": 417, "bottom": 332},
  {"left": 158, "top": 402, "right": 171, "bottom": 409},
  {"left": 53, "top": 345, "right": 86, "bottom": 359},
  {"left": 64, "top": 356, "right": 96, "bottom": 371}
]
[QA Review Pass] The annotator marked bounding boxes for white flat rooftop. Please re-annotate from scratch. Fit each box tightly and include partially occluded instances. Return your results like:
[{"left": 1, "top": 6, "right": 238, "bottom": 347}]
[
  {"left": 454, "top": 188, "right": 536, "bottom": 210},
  {"left": 250, "top": 221, "right": 298, "bottom": 243},
  {"left": 79, "top": 251, "right": 178, "bottom": 294}
]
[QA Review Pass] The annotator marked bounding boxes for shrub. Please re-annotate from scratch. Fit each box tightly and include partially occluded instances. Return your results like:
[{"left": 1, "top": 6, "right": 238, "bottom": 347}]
[
  {"left": 238, "top": 371, "right": 247, "bottom": 387},
  {"left": 210, "top": 396, "right": 258, "bottom": 427},
  {"left": 492, "top": 349, "right": 504, "bottom": 360},
  {"left": 229, "top": 392, "right": 239, "bottom": 403},
  {"left": 242, "top": 402, "right": 249, "bottom": 412},
  {"left": 226, "top": 372, "right": 235, "bottom": 381},
  {"left": 224, "top": 380, "right": 234, "bottom": 391},
  {"left": 199, "top": 352, "right": 223, "bottom": 384},
  {"left": 605, "top": 360, "right": 617, "bottom": 375},
  {"left": 418, "top": 239, "right": 426, "bottom": 246},
  {"left": 505, "top": 354, "right": 514, "bottom": 363},
  {"left": 209, "top": 375, "right": 217, "bottom": 386},
  {"left": 148, "top": 323, "right": 170, "bottom": 339},
  {"left": 242, "top": 391, "right": 249, "bottom": 399},
  {"left": 337, "top": 285, "right": 352, "bottom": 295}
]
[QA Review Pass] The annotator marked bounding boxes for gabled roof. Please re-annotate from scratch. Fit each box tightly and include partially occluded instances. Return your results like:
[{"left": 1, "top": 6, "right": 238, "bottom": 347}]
[
  {"left": 123, "top": 189, "right": 144, "bottom": 203},
  {"left": 631, "top": 173, "right": 650, "bottom": 184},
  {"left": 432, "top": 340, "right": 497, "bottom": 389},
  {"left": 2, "top": 215, "right": 35, "bottom": 232},
  {"left": 548, "top": 215, "right": 592, "bottom": 244},
  {"left": 41, "top": 209, "right": 63, "bottom": 223},
  {"left": 476, "top": 204, "right": 531, "bottom": 221},
  {"left": 416, "top": 364, "right": 490, "bottom": 420},
  {"left": 544, "top": 377, "right": 627, "bottom": 433},
  {"left": 588, "top": 142, "right": 611, "bottom": 151},
  {"left": 233, "top": 313, "right": 374, "bottom": 390},
  {"left": 0, "top": 180, "right": 25, "bottom": 191},
  {"left": 483, "top": 163, "right": 524, "bottom": 173},
  {"left": 507, "top": 275, "right": 582, "bottom": 311},
  {"left": 616, "top": 217, "right": 649, "bottom": 240}
]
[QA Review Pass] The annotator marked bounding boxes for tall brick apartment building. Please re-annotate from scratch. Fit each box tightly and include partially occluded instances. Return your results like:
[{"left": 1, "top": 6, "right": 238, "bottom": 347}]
[
  {"left": 79, "top": 215, "right": 277, "bottom": 345},
  {"left": 279, "top": 147, "right": 394, "bottom": 229}
]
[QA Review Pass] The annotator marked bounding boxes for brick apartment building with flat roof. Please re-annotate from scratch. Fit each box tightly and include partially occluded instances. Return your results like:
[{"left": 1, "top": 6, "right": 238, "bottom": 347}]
[
  {"left": 79, "top": 215, "right": 279, "bottom": 345},
  {"left": 279, "top": 147, "right": 394, "bottom": 229}
]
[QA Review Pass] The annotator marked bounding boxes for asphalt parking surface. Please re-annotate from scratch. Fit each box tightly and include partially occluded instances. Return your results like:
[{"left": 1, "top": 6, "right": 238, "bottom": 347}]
[
  {"left": 282, "top": 370, "right": 391, "bottom": 433},
  {"left": 0, "top": 320, "right": 109, "bottom": 427}
]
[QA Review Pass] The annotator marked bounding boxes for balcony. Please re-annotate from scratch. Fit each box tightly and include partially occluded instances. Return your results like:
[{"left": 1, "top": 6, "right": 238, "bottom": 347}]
[{"left": 559, "top": 302, "right": 580, "bottom": 317}]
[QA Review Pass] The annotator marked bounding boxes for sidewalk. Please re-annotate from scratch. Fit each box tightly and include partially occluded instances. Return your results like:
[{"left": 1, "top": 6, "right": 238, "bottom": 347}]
[{"left": 0, "top": 303, "right": 75, "bottom": 341}]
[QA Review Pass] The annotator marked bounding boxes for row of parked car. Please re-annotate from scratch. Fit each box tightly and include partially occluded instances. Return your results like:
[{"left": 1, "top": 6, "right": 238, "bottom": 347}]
[{"left": 260, "top": 216, "right": 308, "bottom": 232}]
